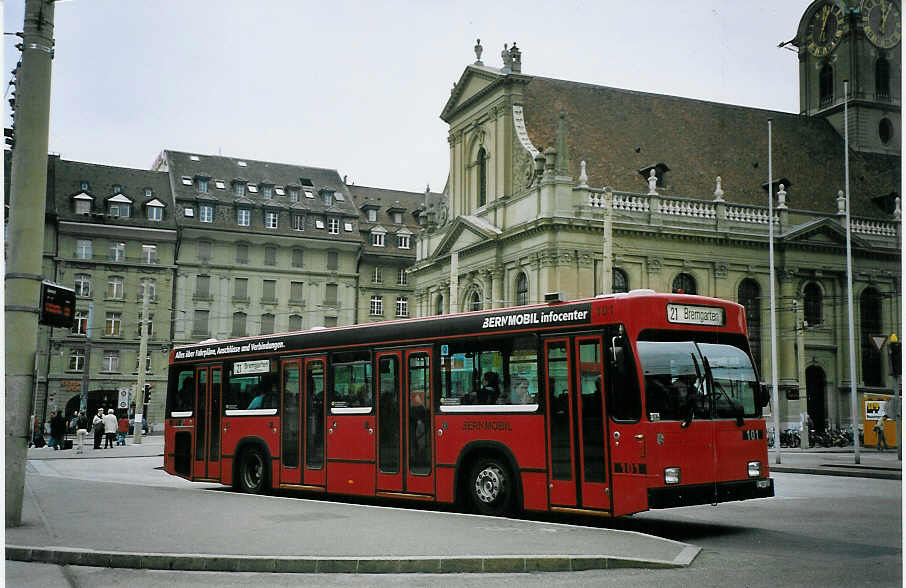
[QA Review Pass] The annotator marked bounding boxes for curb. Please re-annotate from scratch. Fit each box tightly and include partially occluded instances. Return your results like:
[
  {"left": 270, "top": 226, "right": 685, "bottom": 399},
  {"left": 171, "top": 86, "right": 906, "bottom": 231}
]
[
  {"left": 770, "top": 466, "right": 901, "bottom": 480},
  {"left": 6, "top": 545, "right": 700, "bottom": 573}
]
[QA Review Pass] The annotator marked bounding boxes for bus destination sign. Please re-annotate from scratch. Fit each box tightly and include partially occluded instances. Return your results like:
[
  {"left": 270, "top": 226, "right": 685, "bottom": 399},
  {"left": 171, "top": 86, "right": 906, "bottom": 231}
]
[
  {"left": 666, "top": 303, "right": 725, "bottom": 327},
  {"left": 480, "top": 303, "right": 592, "bottom": 330}
]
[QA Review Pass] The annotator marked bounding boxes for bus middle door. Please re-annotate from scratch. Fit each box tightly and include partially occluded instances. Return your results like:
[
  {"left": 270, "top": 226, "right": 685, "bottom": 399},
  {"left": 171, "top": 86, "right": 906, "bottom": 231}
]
[
  {"left": 192, "top": 364, "right": 222, "bottom": 481},
  {"left": 326, "top": 352, "right": 376, "bottom": 496}
]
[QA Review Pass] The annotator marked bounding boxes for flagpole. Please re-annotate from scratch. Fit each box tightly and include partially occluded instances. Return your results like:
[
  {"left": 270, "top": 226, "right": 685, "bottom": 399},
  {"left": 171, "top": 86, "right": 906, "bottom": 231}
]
[
  {"left": 768, "top": 119, "right": 781, "bottom": 464},
  {"left": 844, "top": 80, "right": 860, "bottom": 464}
]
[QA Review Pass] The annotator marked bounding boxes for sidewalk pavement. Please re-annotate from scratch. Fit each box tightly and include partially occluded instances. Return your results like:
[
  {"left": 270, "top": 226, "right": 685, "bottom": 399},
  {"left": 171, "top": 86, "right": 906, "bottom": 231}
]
[{"left": 8, "top": 437, "right": 899, "bottom": 575}]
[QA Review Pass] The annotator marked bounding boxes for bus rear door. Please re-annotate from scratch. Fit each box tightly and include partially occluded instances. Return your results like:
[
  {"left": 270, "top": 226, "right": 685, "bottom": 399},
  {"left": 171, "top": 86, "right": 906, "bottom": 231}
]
[
  {"left": 303, "top": 357, "right": 326, "bottom": 487},
  {"left": 279, "top": 359, "right": 302, "bottom": 485},
  {"left": 192, "top": 364, "right": 223, "bottom": 481},
  {"left": 376, "top": 350, "right": 403, "bottom": 493},
  {"left": 404, "top": 348, "right": 433, "bottom": 496},
  {"left": 544, "top": 336, "right": 611, "bottom": 512}
]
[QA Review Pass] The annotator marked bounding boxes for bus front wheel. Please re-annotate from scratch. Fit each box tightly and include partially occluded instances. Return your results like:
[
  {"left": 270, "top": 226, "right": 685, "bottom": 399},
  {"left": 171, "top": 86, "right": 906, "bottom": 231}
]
[
  {"left": 469, "top": 457, "right": 513, "bottom": 516},
  {"left": 238, "top": 447, "right": 268, "bottom": 494}
]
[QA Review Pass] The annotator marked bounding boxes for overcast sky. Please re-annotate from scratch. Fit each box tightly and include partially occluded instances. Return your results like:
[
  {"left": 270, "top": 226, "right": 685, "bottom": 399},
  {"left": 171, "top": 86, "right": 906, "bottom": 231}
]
[{"left": 5, "top": 0, "right": 812, "bottom": 193}]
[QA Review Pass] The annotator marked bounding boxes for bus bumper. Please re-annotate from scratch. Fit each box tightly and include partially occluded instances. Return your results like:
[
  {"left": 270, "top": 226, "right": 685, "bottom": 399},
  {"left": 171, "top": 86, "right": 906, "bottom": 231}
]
[{"left": 647, "top": 478, "right": 774, "bottom": 509}]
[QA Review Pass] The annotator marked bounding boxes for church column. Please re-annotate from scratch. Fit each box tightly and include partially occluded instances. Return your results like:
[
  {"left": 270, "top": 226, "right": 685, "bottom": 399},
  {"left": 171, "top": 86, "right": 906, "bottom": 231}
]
[
  {"left": 779, "top": 269, "right": 799, "bottom": 423},
  {"left": 449, "top": 253, "right": 459, "bottom": 313},
  {"left": 491, "top": 267, "right": 504, "bottom": 309}
]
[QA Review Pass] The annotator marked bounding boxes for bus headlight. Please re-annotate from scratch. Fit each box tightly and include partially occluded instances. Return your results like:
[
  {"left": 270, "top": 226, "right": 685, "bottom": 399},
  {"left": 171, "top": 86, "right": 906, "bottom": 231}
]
[
  {"left": 664, "top": 467, "right": 681, "bottom": 485},
  {"left": 747, "top": 461, "right": 762, "bottom": 478}
]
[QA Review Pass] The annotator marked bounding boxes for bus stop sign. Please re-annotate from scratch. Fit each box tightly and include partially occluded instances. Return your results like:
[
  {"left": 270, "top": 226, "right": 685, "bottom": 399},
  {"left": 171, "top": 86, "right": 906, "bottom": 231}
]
[{"left": 39, "top": 281, "right": 76, "bottom": 329}]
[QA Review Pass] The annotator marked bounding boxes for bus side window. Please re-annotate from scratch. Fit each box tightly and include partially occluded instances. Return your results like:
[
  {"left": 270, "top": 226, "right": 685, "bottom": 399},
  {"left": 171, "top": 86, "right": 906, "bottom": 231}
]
[{"left": 606, "top": 328, "right": 641, "bottom": 421}]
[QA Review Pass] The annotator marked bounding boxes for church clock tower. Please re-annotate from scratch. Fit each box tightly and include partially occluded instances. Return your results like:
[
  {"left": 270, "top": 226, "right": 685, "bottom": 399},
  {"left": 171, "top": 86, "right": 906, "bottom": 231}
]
[{"left": 792, "top": 0, "right": 901, "bottom": 155}]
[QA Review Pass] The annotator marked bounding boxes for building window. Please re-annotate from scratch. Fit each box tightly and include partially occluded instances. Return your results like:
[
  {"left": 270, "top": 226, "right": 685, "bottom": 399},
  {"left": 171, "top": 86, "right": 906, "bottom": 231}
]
[
  {"left": 145, "top": 188, "right": 152, "bottom": 198},
  {"left": 325, "top": 283, "right": 338, "bottom": 306},
  {"left": 236, "top": 243, "right": 249, "bottom": 264},
  {"left": 289, "top": 187, "right": 300, "bottom": 202},
  {"left": 264, "top": 246, "right": 277, "bottom": 266},
  {"left": 75, "top": 199, "right": 91, "bottom": 214},
  {"left": 327, "top": 251, "right": 338, "bottom": 270},
  {"left": 265, "top": 211, "right": 279, "bottom": 229},
  {"left": 477, "top": 146, "right": 487, "bottom": 207},
  {"left": 322, "top": 191, "right": 333, "bottom": 206},
  {"left": 147, "top": 205, "right": 163, "bottom": 222},
  {"left": 248, "top": 184, "right": 258, "bottom": 195},
  {"left": 393, "top": 212, "right": 403, "bottom": 224},
  {"left": 290, "top": 281, "right": 304, "bottom": 302},
  {"left": 137, "top": 311, "right": 154, "bottom": 337},
  {"left": 69, "top": 348, "right": 85, "bottom": 371},
  {"left": 372, "top": 266, "right": 383, "bottom": 283},
  {"left": 397, "top": 234, "right": 410, "bottom": 249},
  {"left": 738, "top": 278, "right": 762, "bottom": 371},
  {"left": 292, "top": 215, "right": 305, "bottom": 231},
  {"left": 234, "top": 182, "right": 245, "bottom": 197},
  {"left": 289, "top": 314, "right": 302, "bottom": 331},
  {"left": 516, "top": 272, "right": 528, "bottom": 305},
  {"left": 108, "top": 202, "right": 130, "bottom": 218},
  {"left": 804, "top": 282, "right": 823, "bottom": 327},
  {"left": 328, "top": 217, "right": 340, "bottom": 234},
  {"left": 195, "top": 275, "right": 210, "bottom": 298},
  {"left": 860, "top": 288, "right": 883, "bottom": 386},
  {"left": 876, "top": 57, "right": 890, "bottom": 99},
  {"left": 109, "top": 241, "right": 126, "bottom": 261},
  {"left": 102, "top": 350, "right": 120, "bottom": 373},
  {"left": 262, "top": 279, "right": 276, "bottom": 302},
  {"left": 234, "top": 277, "right": 248, "bottom": 300},
  {"left": 106, "top": 276, "right": 124, "bottom": 299},
  {"left": 134, "top": 352, "right": 152, "bottom": 373},
  {"left": 139, "top": 278, "right": 156, "bottom": 301},
  {"left": 397, "top": 268, "right": 407, "bottom": 286},
  {"left": 237, "top": 208, "right": 250, "bottom": 226},
  {"left": 199, "top": 204, "right": 213, "bottom": 223},
  {"left": 292, "top": 248, "right": 304, "bottom": 267},
  {"left": 260, "top": 313, "right": 275, "bottom": 335},
  {"left": 113, "top": 184, "right": 122, "bottom": 194},
  {"left": 262, "top": 185, "right": 273, "bottom": 199},
  {"left": 105, "top": 312, "right": 122, "bottom": 336},
  {"left": 80, "top": 181, "right": 90, "bottom": 191},
  {"left": 372, "top": 231, "right": 385, "bottom": 247},
  {"left": 304, "top": 190, "right": 315, "bottom": 199},
  {"left": 612, "top": 268, "right": 629, "bottom": 293},
  {"left": 72, "top": 310, "right": 88, "bottom": 335},
  {"left": 879, "top": 118, "right": 894, "bottom": 144},
  {"left": 396, "top": 296, "right": 408, "bottom": 317},
  {"left": 74, "top": 274, "right": 91, "bottom": 297},
  {"left": 215, "top": 180, "right": 225, "bottom": 190},
  {"left": 142, "top": 244, "right": 157, "bottom": 264},
  {"left": 469, "top": 290, "right": 482, "bottom": 312},
  {"left": 367, "top": 209, "right": 377, "bottom": 222},
  {"left": 672, "top": 273, "right": 697, "bottom": 295},
  {"left": 370, "top": 296, "right": 384, "bottom": 316},
  {"left": 198, "top": 240, "right": 212, "bottom": 261},
  {"left": 184, "top": 207, "right": 195, "bottom": 218},
  {"left": 435, "top": 294, "right": 444, "bottom": 316},
  {"left": 181, "top": 176, "right": 193, "bottom": 186},
  {"left": 76, "top": 240, "right": 93, "bottom": 260},
  {"left": 232, "top": 312, "right": 246, "bottom": 337},
  {"left": 344, "top": 222, "right": 353, "bottom": 232},
  {"left": 275, "top": 186, "right": 285, "bottom": 197},
  {"left": 197, "top": 178, "right": 209, "bottom": 193},
  {"left": 819, "top": 63, "right": 833, "bottom": 107},
  {"left": 193, "top": 310, "right": 209, "bottom": 336}
]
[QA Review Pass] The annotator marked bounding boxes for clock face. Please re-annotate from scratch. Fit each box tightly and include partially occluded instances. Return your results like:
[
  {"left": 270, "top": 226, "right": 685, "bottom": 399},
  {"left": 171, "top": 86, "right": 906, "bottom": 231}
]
[
  {"left": 862, "top": 0, "right": 902, "bottom": 48},
  {"left": 806, "top": 2, "right": 846, "bottom": 57}
]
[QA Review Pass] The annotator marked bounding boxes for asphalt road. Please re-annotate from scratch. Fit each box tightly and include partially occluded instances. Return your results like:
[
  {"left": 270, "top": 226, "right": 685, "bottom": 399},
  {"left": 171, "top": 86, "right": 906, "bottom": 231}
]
[{"left": 7, "top": 454, "right": 902, "bottom": 587}]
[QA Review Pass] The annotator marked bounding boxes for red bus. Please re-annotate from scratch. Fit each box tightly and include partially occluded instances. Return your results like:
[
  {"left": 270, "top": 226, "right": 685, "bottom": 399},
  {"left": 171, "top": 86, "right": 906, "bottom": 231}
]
[{"left": 164, "top": 291, "right": 774, "bottom": 517}]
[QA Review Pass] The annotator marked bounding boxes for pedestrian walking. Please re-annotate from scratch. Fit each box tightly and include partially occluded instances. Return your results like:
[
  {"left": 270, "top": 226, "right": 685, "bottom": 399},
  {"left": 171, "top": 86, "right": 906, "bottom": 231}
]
[
  {"left": 92, "top": 408, "right": 105, "bottom": 449},
  {"left": 874, "top": 415, "right": 889, "bottom": 451},
  {"left": 50, "top": 410, "right": 66, "bottom": 451},
  {"left": 75, "top": 411, "right": 88, "bottom": 454},
  {"left": 103, "top": 409, "right": 117, "bottom": 449},
  {"left": 45, "top": 420, "right": 54, "bottom": 449},
  {"left": 117, "top": 413, "right": 129, "bottom": 446}
]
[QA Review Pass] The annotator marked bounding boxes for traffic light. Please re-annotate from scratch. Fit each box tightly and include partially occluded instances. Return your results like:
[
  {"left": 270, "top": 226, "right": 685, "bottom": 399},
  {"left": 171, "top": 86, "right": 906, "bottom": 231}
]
[
  {"left": 890, "top": 340, "right": 901, "bottom": 376},
  {"left": 143, "top": 384, "right": 151, "bottom": 404}
]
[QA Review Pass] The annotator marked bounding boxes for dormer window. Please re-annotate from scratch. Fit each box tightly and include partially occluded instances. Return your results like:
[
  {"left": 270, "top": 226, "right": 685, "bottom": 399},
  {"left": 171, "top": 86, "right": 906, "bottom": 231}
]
[
  {"left": 393, "top": 212, "right": 402, "bottom": 224},
  {"left": 144, "top": 188, "right": 152, "bottom": 198},
  {"left": 275, "top": 186, "right": 285, "bottom": 197},
  {"left": 233, "top": 182, "right": 245, "bottom": 197},
  {"left": 113, "top": 185, "right": 122, "bottom": 194},
  {"left": 197, "top": 177, "right": 209, "bottom": 193},
  {"left": 248, "top": 183, "right": 258, "bottom": 194},
  {"left": 315, "top": 218, "right": 325, "bottom": 230},
  {"left": 181, "top": 176, "right": 193, "bottom": 186},
  {"left": 328, "top": 217, "right": 339, "bottom": 234},
  {"left": 304, "top": 190, "right": 314, "bottom": 199},
  {"left": 334, "top": 191, "right": 345, "bottom": 201},
  {"left": 145, "top": 198, "right": 165, "bottom": 222},
  {"left": 300, "top": 178, "right": 314, "bottom": 187},
  {"left": 73, "top": 192, "right": 93, "bottom": 215},
  {"left": 322, "top": 191, "right": 333, "bottom": 206},
  {"left": 288, "top": 187, "right": 299, "bottom": 202},
  {"left": 215, "top": 180, "right": 225, "bottom": 190},
  {"left": 638, "top": 163, "right": 670, "bottom": 189},
  {"left": 80, "top": 181, "right": 90, "bottom": 191},
  {"left": 397, "top": 234, "right": 410, "bottom": 249},
  {"left": 371, "top": 227, "right": 386, "bottom": 247},
  {"left": 367, "top": 209, "right": 377, "bottom": 222},
  {"left": 262, "top": 185, "right": 273, "bottom": 199},
  {"left": 107, "top": 194, "right": 132, "bottom": 218}
]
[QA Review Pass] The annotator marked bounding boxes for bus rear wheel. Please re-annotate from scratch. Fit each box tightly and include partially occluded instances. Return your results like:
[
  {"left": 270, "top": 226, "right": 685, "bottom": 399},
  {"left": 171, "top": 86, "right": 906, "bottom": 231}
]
[
  {"left": 469, "top": 457, "right": 513, "bottom": 516},
  {"left": 238, "top": 447, "right": 268, "bottom": 494}
]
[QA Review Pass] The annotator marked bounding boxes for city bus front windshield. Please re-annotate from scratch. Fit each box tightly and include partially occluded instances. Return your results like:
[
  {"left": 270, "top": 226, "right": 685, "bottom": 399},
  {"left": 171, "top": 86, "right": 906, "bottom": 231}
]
[{"left": 638, "top": 341, "right": 758, "bottom": 422}]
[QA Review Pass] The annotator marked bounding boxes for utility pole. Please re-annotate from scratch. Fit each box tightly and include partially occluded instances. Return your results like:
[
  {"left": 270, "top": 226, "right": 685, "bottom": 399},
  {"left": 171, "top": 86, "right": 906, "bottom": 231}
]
[
  {"left": 79, "top": 302, "right": 94, "bottom": 413},
  {"left": 5, "top": 0, "right": 55, "bottom": 527},
  {"left": 133, "top": 282, "right": 150, "bottom": 444}
]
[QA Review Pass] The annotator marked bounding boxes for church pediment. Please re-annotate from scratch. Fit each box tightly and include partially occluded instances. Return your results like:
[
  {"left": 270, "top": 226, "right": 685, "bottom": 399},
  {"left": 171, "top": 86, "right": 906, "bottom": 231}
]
[
  {"left": 441, "top": 65, "right": 504, "bottom": 123},
  {"left": 431, "top": 215, "right": 501, "bottom": 258},
  {"left": 780, "top": 217, "right": 871, "bottom": 248}
]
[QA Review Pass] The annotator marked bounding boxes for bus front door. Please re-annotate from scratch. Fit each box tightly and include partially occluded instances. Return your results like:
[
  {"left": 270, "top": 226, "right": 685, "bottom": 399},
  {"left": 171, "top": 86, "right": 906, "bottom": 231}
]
[
  {"left": 192, "top": 364, "right": 222, "bottom": 481},
  {"left": 303, "top": 357, "right": 326, "bottom": 487},
  {"left": 376, "top": 351, "right": 403, "bottom": 493},
  {"left": 544, "top": 337, "right": 611, "bottom": 511}
]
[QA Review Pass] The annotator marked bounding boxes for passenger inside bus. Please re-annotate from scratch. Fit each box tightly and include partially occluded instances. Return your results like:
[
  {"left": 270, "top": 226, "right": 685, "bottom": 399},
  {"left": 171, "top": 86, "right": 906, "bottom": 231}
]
[
  {"left": 174, "top": 374, "right": 194, "bottom": 413},
  {"left": 478, "top": 371, "right": 500, "bottom": 404}
]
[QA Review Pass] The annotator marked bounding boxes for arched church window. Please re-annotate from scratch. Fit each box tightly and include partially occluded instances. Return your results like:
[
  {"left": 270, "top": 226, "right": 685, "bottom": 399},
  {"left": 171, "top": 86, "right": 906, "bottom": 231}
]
[
  {"left": 738, "top": 278, "right": 761, "bottom": 371},
  {"left": 672, "top": 273, "right": 697, "bottom": 295},
  {"left": 435, "top": 294, "right": 444, "bottom": 316},
  {"left": 477, "top": 147, "right": 487, "bottom": 207},
  {"left": 516, "top": 272, "right": 528, "bottom": 306},
  {"left": 803, "top": 282, "right": 823, "bottom": 327},
  {"left": 860, "top": 287, "right": 883, "bottom": 386},
  {"left": 819, "top": 63, "right": 834, "bottom": 107},
  {"left": 612, "top": 268, "right": 629, "bottom": 293},
  {"left": 876, "top": 57, "right": 890, "bottom": 99},
  {"left": 469, "top": 289, "right": 482, "bottom": 312},
  {"left": 879, "top": 118, "right": 893, "bottom": 145}
]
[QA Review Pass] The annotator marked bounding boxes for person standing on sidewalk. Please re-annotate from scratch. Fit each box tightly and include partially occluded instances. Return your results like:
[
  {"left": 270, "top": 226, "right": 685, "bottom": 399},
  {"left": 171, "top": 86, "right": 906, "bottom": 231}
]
[
  {"left": 75, "top": 411, "right": 88, "bottom": 454},
  {"left": 103, "top": 409, "right": 117, "bottom": 449},
  {"left": 117, "top": 412, "right": 129, "bottom": 446},
  {"left": 92, "top": 408, "right": 105, "bottom": 449},
  {"left": 874, "top": 415, "right": 889, "bottom": 451},
  {"left": 50, "top": 411, "right": 66, "bottom": 451}
]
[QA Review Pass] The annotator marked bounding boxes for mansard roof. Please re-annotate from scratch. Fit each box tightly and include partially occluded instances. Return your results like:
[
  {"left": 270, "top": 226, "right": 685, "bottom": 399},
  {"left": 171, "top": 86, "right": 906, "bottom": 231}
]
[{"left": 519, "top": 75, "right": 899, "bottom": 219}]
